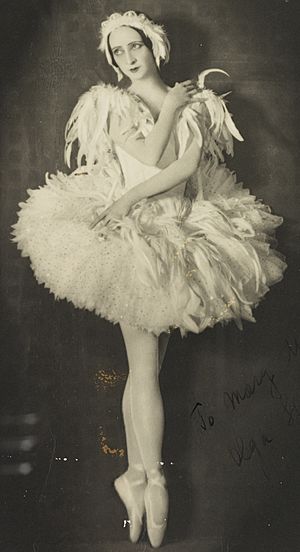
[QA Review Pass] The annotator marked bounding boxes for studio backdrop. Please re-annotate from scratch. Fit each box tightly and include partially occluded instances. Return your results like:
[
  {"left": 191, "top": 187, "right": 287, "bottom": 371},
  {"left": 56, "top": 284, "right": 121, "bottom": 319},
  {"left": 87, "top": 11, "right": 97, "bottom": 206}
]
[{"left": 0, "top": 1, "right": 299, "bottom": 551}]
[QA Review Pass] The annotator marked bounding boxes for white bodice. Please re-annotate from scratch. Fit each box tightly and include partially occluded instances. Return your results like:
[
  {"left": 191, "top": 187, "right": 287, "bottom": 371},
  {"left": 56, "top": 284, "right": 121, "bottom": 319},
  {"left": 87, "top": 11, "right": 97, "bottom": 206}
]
[
  {"left": 114, "top": 144, "right": 161, "bottom": 189},
  {"left": 114, "top": 129, "right": 187, "bottom": 199}
]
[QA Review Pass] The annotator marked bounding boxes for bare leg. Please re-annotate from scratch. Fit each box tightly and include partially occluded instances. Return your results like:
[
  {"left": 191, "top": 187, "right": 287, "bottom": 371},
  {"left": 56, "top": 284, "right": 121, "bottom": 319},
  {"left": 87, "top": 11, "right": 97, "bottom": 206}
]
[
  {"left": 116, "top": 325, "right": 170, "bottom": 545},
  {"left": 120, "top": 324, "right": 170, "bottom": 473},
  {"left": 121, "top": 331, "right": 171, "bottom": 475}
]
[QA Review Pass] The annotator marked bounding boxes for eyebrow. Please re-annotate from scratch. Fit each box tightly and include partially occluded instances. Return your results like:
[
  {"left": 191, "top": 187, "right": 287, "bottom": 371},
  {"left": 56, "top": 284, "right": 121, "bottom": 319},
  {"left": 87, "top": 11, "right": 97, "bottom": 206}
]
[{"left": 111, "top": 40, "right": 143, "bottom": 51}]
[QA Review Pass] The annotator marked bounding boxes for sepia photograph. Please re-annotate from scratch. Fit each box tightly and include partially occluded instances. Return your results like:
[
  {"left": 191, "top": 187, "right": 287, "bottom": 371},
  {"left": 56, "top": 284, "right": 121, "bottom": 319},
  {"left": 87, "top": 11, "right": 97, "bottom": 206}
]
[{"left": 0, "top": 1, "right": 299, "bottom": 550}]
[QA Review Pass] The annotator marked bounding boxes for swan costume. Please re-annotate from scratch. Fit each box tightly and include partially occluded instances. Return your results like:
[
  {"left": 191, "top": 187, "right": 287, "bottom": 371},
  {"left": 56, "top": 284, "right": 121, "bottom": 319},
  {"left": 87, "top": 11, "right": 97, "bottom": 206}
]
[{"left": 12, "top": 70, "right": 287, "bottom": 337}]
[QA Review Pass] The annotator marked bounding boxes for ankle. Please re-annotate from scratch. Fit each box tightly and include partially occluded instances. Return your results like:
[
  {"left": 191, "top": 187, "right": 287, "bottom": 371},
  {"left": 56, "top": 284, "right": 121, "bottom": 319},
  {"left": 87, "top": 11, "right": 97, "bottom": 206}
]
[
  {"left": 146, "top": 463, "right": 166, "bottom": 483},
  {"left": 126, "top": 463, "right": 146, "bottom": 482}
]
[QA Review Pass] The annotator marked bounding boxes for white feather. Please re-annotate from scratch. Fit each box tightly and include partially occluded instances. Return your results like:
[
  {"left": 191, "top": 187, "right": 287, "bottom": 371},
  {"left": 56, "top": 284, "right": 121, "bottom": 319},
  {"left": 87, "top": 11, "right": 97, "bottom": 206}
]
[{"left": 197, "top": 68, "right": 230, "bottom": 89}]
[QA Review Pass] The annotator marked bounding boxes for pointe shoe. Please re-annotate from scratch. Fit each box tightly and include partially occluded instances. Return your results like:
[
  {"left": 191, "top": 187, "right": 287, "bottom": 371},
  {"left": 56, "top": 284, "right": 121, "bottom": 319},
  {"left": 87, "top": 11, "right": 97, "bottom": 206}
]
[
  {"left": 144, "top": 469, "right": 169, "bottom": 548},
  {"left": 114, "top": 466, "right": 146, "bottom": 543}
]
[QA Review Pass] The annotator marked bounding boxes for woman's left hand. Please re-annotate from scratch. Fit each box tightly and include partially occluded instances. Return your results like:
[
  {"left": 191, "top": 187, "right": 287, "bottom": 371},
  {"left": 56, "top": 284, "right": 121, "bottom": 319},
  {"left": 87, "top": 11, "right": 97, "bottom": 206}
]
[{"left": 90, "top": 195, "right": 132, "bottom": 229}]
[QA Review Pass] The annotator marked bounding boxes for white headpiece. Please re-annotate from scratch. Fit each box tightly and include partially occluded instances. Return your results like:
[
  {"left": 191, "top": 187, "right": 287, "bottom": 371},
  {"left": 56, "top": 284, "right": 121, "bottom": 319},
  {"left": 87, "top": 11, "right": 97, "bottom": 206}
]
[{"left": 98, "top": 10, "right": 171, "bottom": 81}]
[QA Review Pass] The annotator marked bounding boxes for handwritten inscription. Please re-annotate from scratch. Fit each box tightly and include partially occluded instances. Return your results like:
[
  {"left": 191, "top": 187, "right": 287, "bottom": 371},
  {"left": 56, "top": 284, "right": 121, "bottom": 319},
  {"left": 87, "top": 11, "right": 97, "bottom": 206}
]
[
  {"left": 190, "top": 402, "right": 215, "bottom": 433},
  {"left": 223, "top": 368, "right": 299, "bottom": 426},
  {"left": 228, "top": 433, "right": 273, "bottom": 479},
  {"left": 223, "top": 369, "right": 269, "bottom": 410},
  {"left": 190, "top": 337, "right": 299, "bottom": 478}
]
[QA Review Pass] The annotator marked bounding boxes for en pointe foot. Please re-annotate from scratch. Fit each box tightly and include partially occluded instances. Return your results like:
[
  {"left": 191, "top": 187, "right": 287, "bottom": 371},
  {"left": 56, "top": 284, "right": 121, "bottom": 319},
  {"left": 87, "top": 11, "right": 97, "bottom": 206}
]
[
  {"left": 114, "top": 466, "right": 147, "bottom": 543},
  {"left": 144, "top": 469, "right": 169, "bottom": 548}
]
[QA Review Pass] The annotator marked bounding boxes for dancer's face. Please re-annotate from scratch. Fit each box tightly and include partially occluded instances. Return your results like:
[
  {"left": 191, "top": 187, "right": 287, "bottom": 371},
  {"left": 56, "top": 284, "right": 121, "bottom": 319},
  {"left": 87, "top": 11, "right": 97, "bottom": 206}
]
[{"left": 109, "top": 26, "right": 157, "bottom": 81}]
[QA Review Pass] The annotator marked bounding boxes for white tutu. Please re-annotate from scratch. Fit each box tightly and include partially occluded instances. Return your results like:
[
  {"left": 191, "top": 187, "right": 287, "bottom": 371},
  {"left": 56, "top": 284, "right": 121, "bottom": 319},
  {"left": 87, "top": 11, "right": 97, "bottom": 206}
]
[{"left": 11, "top": 74, "right": 287, "bottom": 337}]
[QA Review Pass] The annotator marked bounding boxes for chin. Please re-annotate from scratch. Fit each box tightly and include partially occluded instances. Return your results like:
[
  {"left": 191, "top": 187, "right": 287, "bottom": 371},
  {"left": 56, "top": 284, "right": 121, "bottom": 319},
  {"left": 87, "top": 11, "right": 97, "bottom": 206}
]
[
  {"left": 131, "top": 74, "right": 144, "bottom": 81},
  {"left": 131, "top": 70, "right": 150, "bottom": 81}
]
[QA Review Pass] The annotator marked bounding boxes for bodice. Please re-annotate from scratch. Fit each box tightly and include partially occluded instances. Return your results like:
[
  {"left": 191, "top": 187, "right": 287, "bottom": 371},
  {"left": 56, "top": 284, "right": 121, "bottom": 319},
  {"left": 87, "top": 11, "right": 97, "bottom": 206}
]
[{"left": 114, "top": 128, "right": 187, "bottom": 200}]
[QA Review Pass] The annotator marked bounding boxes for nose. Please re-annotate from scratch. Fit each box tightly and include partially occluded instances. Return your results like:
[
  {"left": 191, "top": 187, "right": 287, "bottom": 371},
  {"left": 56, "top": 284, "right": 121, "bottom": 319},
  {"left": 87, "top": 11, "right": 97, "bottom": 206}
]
[{"left": 125, "top": 48, "right": 136, "bottom": 65}]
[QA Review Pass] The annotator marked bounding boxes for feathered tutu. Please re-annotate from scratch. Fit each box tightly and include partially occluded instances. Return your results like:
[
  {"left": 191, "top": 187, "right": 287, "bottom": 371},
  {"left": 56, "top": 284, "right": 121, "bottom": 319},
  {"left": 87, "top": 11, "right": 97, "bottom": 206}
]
[{"left": 11, "top": 71, "right": 287, "bottom": 337}]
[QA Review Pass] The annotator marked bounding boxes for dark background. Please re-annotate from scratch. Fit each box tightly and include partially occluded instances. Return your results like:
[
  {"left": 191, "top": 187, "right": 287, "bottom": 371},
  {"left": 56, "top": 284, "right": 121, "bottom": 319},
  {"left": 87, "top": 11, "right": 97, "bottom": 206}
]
[{"left": 0, "top": 0, "right": 299, "bottom": 551}]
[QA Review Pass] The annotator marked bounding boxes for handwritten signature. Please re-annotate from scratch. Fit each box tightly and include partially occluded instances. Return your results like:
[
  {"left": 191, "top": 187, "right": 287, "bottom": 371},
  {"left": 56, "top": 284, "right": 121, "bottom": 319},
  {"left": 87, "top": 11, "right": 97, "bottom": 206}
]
[
  {"left": 228, "top": 432, "right": 273, "bottom": 479},
  {"left": 190, "top": 337, "right": 300, "bottom": 478}
]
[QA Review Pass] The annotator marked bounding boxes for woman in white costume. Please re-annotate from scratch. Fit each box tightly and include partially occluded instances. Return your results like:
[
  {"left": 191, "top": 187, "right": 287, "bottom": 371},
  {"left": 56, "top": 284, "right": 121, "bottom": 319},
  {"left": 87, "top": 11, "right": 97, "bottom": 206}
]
[{"left": 12, "top": 10, "right": 287, "bottom": 548}]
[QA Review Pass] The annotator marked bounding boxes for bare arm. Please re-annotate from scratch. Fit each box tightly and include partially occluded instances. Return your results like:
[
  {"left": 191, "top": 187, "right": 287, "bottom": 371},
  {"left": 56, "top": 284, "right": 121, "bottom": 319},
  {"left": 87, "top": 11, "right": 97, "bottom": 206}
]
[
  {"left": 124, "top": 137, "right": 202, "bottom": 206},
  {"left": 90, "top": 136, "right": 202, "bottom": 229},
  {"left": 109, "top": 81, "right": 198, "bottom": 167}
]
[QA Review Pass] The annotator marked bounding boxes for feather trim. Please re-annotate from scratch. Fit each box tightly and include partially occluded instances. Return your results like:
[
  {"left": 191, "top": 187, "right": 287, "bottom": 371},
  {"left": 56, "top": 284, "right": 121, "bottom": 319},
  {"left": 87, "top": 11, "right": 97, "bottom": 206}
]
[{"left": 64, "top": 83, "right": 132, "bottom": 172}]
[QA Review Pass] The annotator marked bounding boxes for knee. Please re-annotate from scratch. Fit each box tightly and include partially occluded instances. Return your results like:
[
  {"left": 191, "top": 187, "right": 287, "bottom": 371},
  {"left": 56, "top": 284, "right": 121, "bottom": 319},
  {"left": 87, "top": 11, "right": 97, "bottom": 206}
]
[{"left": 129, "top": 365, "right": 159, "bottom": 389}]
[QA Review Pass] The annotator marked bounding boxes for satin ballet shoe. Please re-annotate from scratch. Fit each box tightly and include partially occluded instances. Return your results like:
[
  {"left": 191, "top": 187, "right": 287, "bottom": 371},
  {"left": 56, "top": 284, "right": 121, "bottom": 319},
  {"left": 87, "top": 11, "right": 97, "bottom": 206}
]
[
  {"left": 114, "top": 466, "right": 147, "bottom": 543},
  {"left": 144, "top": 469, "right": 169, "bottom": 548}
]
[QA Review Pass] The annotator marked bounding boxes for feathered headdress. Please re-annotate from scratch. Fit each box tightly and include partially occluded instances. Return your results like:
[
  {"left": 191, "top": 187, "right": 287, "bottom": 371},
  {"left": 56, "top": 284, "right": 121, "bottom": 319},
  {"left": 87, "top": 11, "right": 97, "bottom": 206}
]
[{"left": 98, "top": 10, "right": 170, "bottom": 81}]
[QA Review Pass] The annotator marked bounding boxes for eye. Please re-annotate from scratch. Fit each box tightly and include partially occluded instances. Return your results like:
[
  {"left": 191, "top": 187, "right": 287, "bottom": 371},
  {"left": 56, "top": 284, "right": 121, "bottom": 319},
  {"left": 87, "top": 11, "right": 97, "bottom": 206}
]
[
  {"left": 113, "top": 48, "right": 123, "bottom": 56},
  {"left": 132, "top": 42, "right": 143, "bottom": 50}
]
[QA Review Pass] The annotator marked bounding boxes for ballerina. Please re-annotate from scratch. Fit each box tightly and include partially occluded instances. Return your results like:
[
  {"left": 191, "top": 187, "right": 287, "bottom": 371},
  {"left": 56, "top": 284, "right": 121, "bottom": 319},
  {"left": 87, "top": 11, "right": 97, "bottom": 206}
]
[{"left": 12, "top": 10, "right": 287, "bottom": 548}]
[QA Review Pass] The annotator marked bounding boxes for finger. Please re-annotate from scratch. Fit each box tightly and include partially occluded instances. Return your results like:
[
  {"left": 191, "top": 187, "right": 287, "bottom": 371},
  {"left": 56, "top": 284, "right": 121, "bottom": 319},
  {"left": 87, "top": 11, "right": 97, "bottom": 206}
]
[
  {"left": 175, "top": 80, "right": 192, "bottom": 88},
  {"left": 187, "top": 97, "right": 205, "bottom": 104},
  {"left": 90, "top": 219, "right": 101, "bottom": 229},
  {"left": 98, "top": 210, "right": 109, "bottom": 221},
  {"left": 186, "top": 88, "right": 199, "bottom": 95},
  {"left": 103, "top": 215, "right": 117, "bottom": 225},
  {"left": 182, "top": 84, "right": 196, "bottom": 91},
  {"left": 92, "top": 217, "right": 104, "bottom": 228},
  {"left": 90, "top": 211, "right": 108, "bottom": 229},
  {"left": 188, "top": 86, "right": 203, "bottom": 94}
]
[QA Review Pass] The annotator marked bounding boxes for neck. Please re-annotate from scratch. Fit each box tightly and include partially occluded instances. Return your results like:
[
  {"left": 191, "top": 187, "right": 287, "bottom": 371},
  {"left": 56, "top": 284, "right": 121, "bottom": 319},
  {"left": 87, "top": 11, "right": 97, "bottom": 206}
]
[{"left": 128, "top": 73, "right": 169, "bottom": 97}]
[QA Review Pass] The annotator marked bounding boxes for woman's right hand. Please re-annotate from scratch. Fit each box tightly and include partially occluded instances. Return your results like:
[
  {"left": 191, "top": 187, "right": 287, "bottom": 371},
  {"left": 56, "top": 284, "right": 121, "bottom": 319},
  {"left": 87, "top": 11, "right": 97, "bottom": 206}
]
[{"left": 164, "top": 80, "right": 199, "bottom": 112}]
